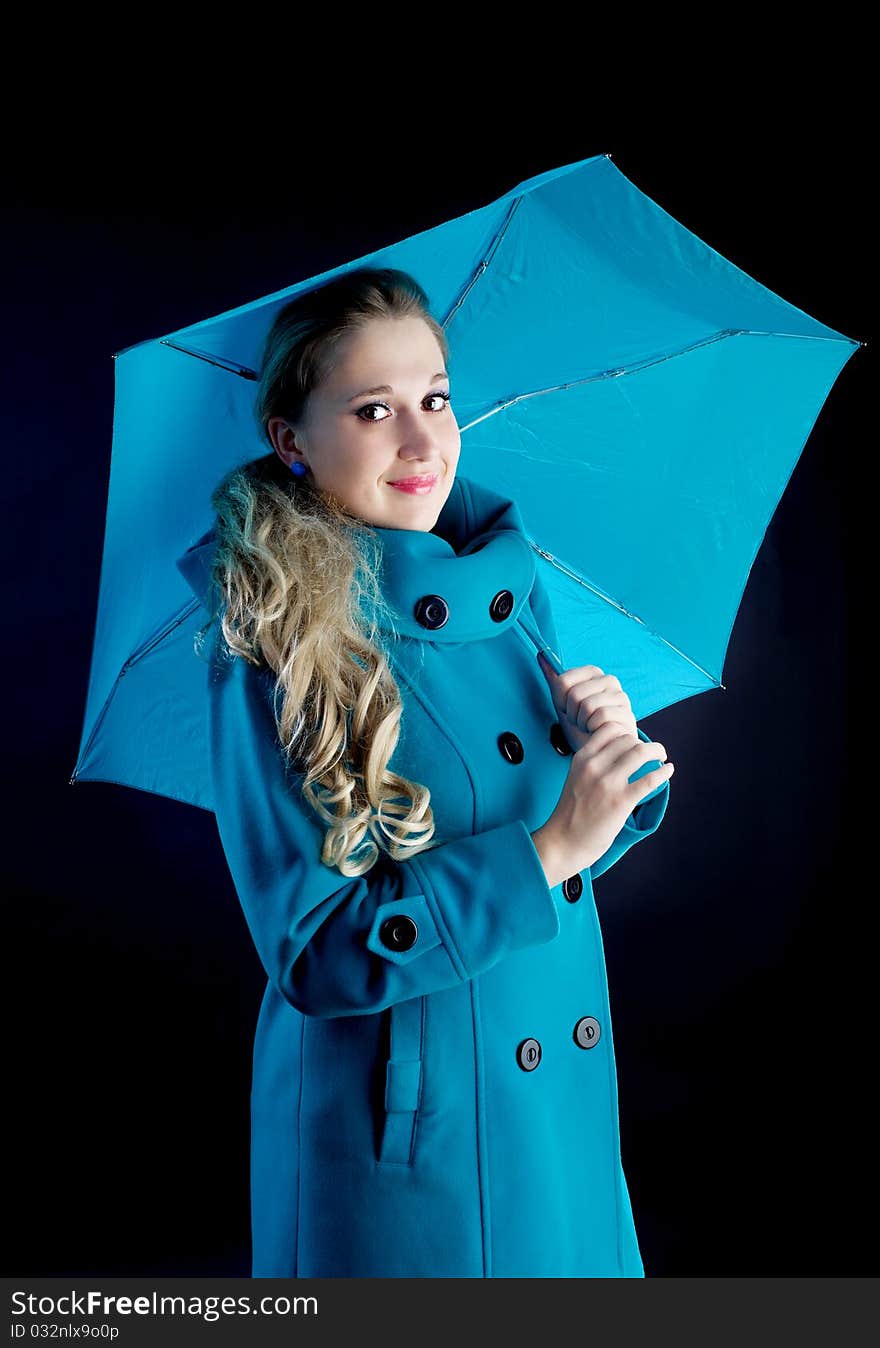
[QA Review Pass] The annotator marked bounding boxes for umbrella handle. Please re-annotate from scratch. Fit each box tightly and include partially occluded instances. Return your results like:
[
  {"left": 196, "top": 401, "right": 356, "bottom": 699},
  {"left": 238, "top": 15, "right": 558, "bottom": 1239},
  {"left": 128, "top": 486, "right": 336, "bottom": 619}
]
[{"left": 517, "top": 603, "right": 564, "bottom": 675}]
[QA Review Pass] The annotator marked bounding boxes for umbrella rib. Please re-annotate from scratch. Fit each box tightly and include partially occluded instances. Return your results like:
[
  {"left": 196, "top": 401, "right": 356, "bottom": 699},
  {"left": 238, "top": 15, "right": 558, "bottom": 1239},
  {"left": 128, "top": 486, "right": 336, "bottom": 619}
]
[
  {"left": 127, "top": 598, "right": 207, "bottom": 667},
  {"left": 455, "top": 327, "right": 856, "bottom": 433},
  {"left": 69, "top": 598, "right": 208, "bottom": 785},
  {"left": 156, "top": 339, "right": 260, "bottom": 379},
  {"left": 158, "top": 325, "right": 854, "bottom": 399},
  {"left": 440, "top": 197, "right": 524, "bottom": 331},
  {"left": 525, "top": 537, "right": 725, "bottom": 690},
  {"left": 69, "top": 664, "right": 126, "bottom": 784}
]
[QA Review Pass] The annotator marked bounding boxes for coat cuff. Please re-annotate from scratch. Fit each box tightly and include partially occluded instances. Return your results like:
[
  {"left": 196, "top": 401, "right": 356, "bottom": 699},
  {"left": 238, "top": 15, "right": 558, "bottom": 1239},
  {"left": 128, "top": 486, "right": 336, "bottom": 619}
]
[
  {"left": 587, "top": 725, "right": 671, "bottom": 882},
  {"left": 621, "top": 724, "right": 670, "bottom": 832},
  {"left": 404, "top": 817, "right": 562, "bottom": 981},
  {"left": 623, "top": 782, "right": 668, "bottom": 836}
]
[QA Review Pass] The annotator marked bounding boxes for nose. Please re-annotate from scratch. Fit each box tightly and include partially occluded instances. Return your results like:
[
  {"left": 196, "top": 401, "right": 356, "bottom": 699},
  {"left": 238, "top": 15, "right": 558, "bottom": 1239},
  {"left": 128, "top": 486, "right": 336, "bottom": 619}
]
[{"left": 395, "top": 413, "right": 439, "bottom": 461}]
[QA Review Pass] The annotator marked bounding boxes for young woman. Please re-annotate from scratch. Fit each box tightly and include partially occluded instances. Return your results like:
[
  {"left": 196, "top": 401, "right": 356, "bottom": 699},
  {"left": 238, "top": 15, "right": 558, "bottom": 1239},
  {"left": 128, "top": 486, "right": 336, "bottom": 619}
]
[{"left": 176, "top": 266, "right": 674, "bottom": 1278}]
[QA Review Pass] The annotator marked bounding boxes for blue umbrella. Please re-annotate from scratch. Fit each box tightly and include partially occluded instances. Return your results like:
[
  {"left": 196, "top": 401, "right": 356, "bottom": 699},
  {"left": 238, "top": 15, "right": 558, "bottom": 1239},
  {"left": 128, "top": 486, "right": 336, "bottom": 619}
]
[{"left": 69, "top": 151, "right": 862, "bottom": 809}]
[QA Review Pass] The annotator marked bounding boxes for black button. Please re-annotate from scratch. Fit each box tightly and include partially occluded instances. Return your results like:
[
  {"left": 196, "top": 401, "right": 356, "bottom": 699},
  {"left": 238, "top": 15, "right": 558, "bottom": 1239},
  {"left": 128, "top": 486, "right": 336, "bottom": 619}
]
[
  {"left": 414, "top": 595, "right": 449, "bottom": 630},
  {"left": 573, "top": 1016, "right": 601, "bottom": 1049},
  {"left": 517, "top": 1038, "right": 542, "bottom": 1071},
  {"left": 498, "top": 731, "right": 524, "bottom": 764},
  {"left": 562, "top": 873, "right": 583, "bottom": 903},
  {"left": 379, "top": 915, "right": 418, "bottom": 952},
  {"left": 550, "top": 723, "right": 572, "bottom": 756},
  {"left": 489, "top": 589, "right": 514, "bottom": 622}
]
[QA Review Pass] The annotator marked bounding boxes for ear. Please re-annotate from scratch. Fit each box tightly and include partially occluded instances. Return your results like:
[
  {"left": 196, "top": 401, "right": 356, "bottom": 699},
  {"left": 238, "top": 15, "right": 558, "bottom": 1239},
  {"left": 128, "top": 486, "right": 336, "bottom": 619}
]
[{"left": 268, "top": 417, "right": 305, "bottom": 471}]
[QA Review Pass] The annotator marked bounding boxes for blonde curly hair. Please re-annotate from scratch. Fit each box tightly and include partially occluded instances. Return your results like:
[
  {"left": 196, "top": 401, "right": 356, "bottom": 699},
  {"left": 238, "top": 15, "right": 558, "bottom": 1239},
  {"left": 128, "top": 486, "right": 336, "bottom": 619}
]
[{"left": 196, "top": 267, "right": 450, "bottom": 877}]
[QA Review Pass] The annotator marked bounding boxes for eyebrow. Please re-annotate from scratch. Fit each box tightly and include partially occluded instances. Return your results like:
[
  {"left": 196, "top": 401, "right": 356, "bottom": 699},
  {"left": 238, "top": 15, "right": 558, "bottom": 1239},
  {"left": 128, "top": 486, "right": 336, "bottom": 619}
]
[{"left": 346, "top": 372, "right": 449, "bottom": 402}]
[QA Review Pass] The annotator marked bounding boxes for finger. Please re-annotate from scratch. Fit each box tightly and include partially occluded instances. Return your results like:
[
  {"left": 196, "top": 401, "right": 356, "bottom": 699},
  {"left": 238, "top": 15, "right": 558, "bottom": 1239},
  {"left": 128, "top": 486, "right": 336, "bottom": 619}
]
[
  {"left": 587, "top": 715, "right": 635, "bottom": 739},
  {"left": 573, "top": 719, "right": 636, "bottom": 757},
  {"left": 581, "top": 725, "right": 651, "bottom": 770},
  {"left": 566, "top": 687, "right": 628, "bottom": 731},
  {"left": 558, "top": 673, "right": 619, "bottom": 706},
  {"left": 584, "top": 696, "right": 632, "bottom": 733},
  {"left": 630, "top": 760, "right": 675, "bottom": 804},
  {"left": 552, "top": 667, "right": 606, "bottom": 699}
]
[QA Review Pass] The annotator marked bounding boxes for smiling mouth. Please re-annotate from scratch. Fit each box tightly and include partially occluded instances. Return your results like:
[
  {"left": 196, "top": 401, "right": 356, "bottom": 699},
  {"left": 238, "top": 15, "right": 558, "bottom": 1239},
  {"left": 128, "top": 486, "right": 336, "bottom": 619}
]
[{"left": 387, "top": 473, "right": 440, "bottom": 494}]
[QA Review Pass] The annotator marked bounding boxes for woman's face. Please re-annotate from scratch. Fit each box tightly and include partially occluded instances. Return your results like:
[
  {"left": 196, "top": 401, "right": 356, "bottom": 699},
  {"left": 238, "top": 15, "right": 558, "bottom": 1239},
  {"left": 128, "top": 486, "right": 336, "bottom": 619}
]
[{"left": 267, "top": 314, "right": 461, "bottom": 531}]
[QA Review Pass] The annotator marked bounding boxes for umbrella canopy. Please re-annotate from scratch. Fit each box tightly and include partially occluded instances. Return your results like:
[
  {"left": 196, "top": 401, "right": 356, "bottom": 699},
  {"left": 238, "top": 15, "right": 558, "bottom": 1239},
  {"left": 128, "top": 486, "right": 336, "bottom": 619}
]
[{"left": 70, "top": 150, "right": 861, "bottom": 811}]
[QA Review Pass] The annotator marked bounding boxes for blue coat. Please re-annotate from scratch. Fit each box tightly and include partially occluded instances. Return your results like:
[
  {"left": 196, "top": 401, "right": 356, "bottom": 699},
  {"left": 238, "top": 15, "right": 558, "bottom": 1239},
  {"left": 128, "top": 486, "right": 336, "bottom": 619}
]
[{"left": 176, "top": 473, "right": 670, "bottom": 1278}]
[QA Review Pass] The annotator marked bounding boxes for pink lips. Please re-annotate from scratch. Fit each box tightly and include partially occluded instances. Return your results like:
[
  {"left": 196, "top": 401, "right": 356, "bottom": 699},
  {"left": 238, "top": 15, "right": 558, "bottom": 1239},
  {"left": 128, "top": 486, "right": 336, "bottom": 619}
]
[{"left": 388, "top": 474, "right": 439, "bottom": 495}]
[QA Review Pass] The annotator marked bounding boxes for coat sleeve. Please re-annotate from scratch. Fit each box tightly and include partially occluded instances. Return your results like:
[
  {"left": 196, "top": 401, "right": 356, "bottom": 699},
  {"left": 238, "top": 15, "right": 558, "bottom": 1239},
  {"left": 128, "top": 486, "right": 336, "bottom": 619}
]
[
  {"left": 208, "top": 646, "right": 564, "bottom": 1020},
  {"left": 524, "top": 566, "right": 671, "bottom": 885}
]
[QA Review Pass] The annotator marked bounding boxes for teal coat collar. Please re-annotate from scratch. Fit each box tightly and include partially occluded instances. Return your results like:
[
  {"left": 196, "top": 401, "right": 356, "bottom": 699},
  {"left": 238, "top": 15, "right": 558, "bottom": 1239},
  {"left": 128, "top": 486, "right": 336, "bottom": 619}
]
[
  {"left": 367, "top": 475, "right": 537, "bottom": 644},
  {"left": 176, "top": 474, "right": 538, "bottom": 647}
]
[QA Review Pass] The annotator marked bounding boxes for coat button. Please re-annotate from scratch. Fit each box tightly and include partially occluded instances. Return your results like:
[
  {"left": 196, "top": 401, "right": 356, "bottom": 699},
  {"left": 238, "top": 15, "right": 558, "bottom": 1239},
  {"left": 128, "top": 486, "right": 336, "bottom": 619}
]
[
  {"left": 573, "top": 1016, "right": 602, "bottom": 1049},
  {"left": 517, "top": 1038, "right": 542, "bottom": 1071},
  {"left": 498, "top": 731, "right": 524, "bottom": 764},
  {"left": 550, "top": 722, "right": 572, "bottom": 756},
  {"left": 562, "top": 873, "right": 584, "bottom": 903},
  {"left": 379, "top": 915, "right": 418, "bottom": 951},
  {"left": 489, "top": 589, "right": 514, "bottom": 622},
  {"left": 414, "top": 595, "right": 449, "bottom": 630}
]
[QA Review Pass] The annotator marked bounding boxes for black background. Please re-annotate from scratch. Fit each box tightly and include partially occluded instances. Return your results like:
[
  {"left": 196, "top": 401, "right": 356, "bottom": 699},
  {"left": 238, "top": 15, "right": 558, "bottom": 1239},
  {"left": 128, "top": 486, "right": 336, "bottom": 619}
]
[{"left": 2, "top": 99, "right": 871, "bottom": 1278}]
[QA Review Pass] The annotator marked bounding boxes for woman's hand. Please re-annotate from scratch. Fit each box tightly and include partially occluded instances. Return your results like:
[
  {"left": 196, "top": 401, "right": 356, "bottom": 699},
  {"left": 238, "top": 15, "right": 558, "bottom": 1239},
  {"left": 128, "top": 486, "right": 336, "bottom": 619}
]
[
  {"left": 531, "top": 721, "right": 674, "bottom": 885},
  {"left": 536, "top": 650, "right": 638, "bottom": 753}
]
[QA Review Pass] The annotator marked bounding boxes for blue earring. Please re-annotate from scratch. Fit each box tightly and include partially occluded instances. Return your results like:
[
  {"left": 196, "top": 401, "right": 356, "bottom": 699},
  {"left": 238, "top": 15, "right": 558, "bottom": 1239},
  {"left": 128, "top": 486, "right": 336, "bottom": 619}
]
[{"left": 290, "top": 461, "right": 308, "bottom": 477}]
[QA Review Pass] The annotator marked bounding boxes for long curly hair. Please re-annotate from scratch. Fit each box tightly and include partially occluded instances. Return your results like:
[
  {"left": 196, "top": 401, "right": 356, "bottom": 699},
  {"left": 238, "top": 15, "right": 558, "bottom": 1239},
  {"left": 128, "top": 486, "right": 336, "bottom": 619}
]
[{"left": 198, "top": 266, "right": 451, "bottom": 877}]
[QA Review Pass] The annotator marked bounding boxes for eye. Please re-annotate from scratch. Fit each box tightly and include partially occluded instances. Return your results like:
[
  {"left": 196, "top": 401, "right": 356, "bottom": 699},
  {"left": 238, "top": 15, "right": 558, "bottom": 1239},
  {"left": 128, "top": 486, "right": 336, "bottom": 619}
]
[{"left": 355, "top": 390, "right": 451, "bottom": 423}]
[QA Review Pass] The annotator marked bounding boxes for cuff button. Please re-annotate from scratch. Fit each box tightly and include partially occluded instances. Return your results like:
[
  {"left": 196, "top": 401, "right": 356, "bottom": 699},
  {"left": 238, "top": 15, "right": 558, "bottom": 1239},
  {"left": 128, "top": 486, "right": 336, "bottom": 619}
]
[{"left": 379, "top": 915, "right": 418, "bottom": 951}]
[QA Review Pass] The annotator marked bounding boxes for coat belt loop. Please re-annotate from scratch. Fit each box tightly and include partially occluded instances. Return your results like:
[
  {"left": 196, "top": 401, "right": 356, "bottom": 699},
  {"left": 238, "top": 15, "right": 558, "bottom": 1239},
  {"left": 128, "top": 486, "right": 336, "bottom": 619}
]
[{"left": 379, "top": 996, "right": 424, "bottom": 1165}]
